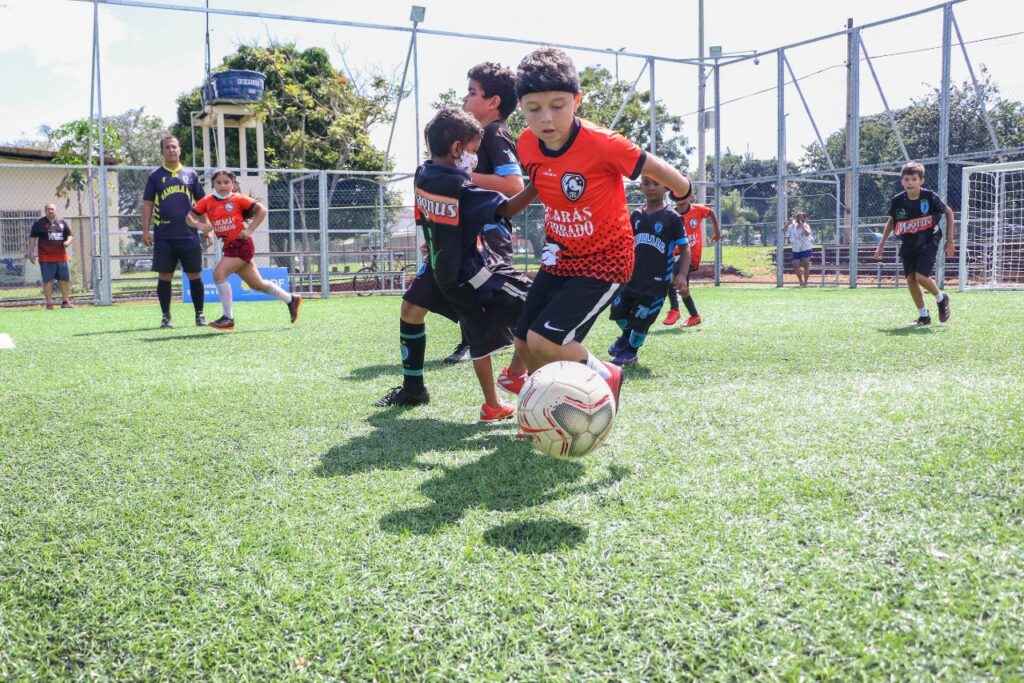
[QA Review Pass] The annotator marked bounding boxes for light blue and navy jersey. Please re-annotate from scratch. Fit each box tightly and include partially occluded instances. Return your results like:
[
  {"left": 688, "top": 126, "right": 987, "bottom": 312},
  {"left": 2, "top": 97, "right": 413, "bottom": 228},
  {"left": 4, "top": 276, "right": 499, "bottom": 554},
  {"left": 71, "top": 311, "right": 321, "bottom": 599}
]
[
  {"left": 476, "top": 120, "right": 522, "bottom": 272},
  {"left": 625, "top": 206, "right": 687, "bottom": 297},
  {"left": 143, "top": 165, "right": 205, "bottom": 243}
]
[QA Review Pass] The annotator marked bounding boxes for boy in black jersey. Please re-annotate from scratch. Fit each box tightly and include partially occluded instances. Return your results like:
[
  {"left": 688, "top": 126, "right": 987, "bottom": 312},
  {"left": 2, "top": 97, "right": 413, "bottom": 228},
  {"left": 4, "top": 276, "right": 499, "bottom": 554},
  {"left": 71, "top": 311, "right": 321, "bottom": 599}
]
[
  {"left": 607, "top": 177, "right": 689, "bottom": 365},
  {"left": 875, "top": 162, "right": 955, "bottom": 326},
  {"left": 375, "top": 108, "right": 535, "bottom": 421}
]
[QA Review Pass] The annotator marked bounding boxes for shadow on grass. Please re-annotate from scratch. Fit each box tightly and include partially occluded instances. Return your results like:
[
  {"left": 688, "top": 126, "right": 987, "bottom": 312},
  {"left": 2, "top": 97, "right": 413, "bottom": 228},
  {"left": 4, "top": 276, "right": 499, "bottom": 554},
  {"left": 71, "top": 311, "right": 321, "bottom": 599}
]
[
  {"left": 621, "top": 364, "right": 654, "bottom": 380},
  {"left": 138, "top": 330, "right": 267, "bottom": 342},
  {"left": 344, "top": 359, "right": 447, "bottom": 381},
  {"left": 878, "top": 325, "right": 936, "bottom": 336},
  {"left": 316, "top": 411, "right": 631, "bottom": 542},
  {"left": 483, "top": 519, "right": 588, "bottom": 553},
  {"left": 73, "top": 327, "right": 153, "bottom": 337}
]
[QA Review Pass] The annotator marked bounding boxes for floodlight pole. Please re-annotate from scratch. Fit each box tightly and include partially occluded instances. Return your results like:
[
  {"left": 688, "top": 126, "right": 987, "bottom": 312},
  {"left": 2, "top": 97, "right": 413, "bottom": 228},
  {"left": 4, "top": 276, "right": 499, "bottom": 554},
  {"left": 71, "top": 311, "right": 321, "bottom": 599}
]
[
  {"left": 696, "top": 0, "right": 706, "bottom": 203},
  {"left": 776, "top": 48, "right": 786, "bottom": 288},
  {"left": 94, "top": 0, "right": 113, "bottom": 306},
  {"left": 410, "top": 6, "right": 425, "bottom": 166},
  {"left": 937, "top": 4, "right": 952, "bottom": 288},
  {"left": 713, "top": 56, "right": 722, "bottom": 286}
]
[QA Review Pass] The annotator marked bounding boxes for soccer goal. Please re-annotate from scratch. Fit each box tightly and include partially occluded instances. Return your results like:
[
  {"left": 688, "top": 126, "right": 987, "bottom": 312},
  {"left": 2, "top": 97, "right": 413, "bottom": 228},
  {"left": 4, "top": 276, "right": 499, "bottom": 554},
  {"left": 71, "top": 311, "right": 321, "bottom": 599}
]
[{"left": 959, "top": 161, "right": 1024, "bottom": 290}]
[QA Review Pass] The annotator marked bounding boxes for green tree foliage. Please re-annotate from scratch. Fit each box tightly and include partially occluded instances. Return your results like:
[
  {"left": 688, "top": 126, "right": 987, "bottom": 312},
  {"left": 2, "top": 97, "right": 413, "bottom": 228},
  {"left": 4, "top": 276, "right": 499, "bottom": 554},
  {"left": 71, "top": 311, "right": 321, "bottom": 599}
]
[{"left": 801, "top": 71, "right": 1024, "bottom": 216}]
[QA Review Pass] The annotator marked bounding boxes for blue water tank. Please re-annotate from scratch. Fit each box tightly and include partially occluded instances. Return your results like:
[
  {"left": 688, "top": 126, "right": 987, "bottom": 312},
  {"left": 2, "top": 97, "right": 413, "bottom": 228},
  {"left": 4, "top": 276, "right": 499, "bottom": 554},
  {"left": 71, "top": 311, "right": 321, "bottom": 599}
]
[{"left": 205, "top": 70, "right": 266, "bottom": 103}]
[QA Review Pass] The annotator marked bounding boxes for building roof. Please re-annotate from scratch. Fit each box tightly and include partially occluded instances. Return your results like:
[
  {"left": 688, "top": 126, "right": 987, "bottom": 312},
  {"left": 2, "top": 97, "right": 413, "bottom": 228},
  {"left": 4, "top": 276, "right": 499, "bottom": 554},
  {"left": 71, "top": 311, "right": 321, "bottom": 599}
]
[{"left": 0, "top": 145, "right": 119, "bottom": 165}]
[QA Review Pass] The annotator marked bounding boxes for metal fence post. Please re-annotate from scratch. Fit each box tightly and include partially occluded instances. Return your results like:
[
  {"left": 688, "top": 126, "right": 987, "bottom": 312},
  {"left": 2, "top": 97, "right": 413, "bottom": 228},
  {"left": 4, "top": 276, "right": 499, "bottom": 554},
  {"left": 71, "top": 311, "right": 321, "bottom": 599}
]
[
  {"left": 848, "top": 28, "right": 861, "bottom": 289},
  {"left": 937, "top": 4, "right": 952, "bottom": 288},
  {"left": 319, "top": 170, "right": 329, "bottom": 298},
  {"left": 776, "top": 48, "right": 786, "bottom": 288}
]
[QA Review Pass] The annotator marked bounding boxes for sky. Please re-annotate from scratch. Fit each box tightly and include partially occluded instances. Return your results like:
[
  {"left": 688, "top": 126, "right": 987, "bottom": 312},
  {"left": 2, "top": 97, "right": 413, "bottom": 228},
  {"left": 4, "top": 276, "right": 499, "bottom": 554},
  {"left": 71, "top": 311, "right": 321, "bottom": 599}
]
[{"left": 1, "top": 0, "right": 1022, "bottom": 173}]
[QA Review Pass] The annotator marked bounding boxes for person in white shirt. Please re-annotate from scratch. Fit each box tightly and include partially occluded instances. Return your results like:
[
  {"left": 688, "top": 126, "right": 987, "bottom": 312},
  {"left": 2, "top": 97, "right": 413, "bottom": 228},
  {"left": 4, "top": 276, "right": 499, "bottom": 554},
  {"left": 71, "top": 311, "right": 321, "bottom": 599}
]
[{"left": 786, "top": 211, "right": 814, "bottom": 287}]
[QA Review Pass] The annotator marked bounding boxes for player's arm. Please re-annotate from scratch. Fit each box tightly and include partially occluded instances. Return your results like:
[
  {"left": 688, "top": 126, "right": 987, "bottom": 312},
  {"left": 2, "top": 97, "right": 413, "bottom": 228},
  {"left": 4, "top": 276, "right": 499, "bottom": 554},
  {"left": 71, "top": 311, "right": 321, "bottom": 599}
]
[
  {"left": 141, "top": 200, "right": 154, "bottom": 246},
  {"left": 27, "top": 235, "right": 37, "bottom": 263},
  {"left": 471, "top": 170, "right": 524, "bottom": 196},
  {"left": 186, "top": 206, "right": 213, "bottom": 233},
  {"left": 640, "top": 155, "right": 691, "bottom": 201},
  {"left": 239, "top": 203, "right": 268, "bottom": 239},
  {"left": 708, "top": 210, "right": 721, "bottom": 244},
  {"left": 671, "top": 239, "right": 691, "bottom": 292},
  {"left": 497, "top": 183, "right": 538, "bottom": 219},
  {"left": 875, "top": 217, "right": 894, "bottom": 259},
  {"left": 63, "top": 225, "right": 73, "bottom": 248},
  {"left": 943, "top": 205, "right": 956, "bottom": 257}
]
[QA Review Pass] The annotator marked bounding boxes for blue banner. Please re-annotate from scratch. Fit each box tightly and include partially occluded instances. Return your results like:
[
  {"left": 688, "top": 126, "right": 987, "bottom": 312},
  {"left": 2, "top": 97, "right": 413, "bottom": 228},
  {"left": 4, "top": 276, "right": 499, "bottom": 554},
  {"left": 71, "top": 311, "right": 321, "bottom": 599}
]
[{"left": 182, "top": 267, "right": 289, "bottom": 303}]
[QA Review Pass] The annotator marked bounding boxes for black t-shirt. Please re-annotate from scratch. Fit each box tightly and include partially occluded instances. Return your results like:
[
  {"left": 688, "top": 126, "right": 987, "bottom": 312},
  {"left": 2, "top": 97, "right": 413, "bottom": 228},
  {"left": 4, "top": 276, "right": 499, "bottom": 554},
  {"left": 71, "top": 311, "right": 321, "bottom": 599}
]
[
  {"left": 142, "top": 165, "right": 205, "bottom": 244},
  {"left": 625, "top": 207, "right": 686, "bottom": 297},
  {"left": 476, "top": 120, "right": 522, "bottom": 271},
  {"left": 887, "top": 188, "right": 947, "bottom": 252},
  {"left": 30, "top": 218, "right": 72, "bottom": 262}
]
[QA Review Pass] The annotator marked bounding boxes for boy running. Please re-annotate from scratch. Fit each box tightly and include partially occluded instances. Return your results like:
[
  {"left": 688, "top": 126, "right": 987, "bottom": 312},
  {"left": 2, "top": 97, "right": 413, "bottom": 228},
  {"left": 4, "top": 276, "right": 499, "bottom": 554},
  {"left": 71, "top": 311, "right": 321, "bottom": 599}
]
[
  {"left": 376, "top": 108, "right": 534, "bottom": 420},
  {"left": 186, "top": 170, "right": 301, "bottom": 329},
  {"left": 664, "top": 191, "right": 719, "bottom": 327},
  {"left": 874, "top": 161, "right": 955, "bottom": 326},
  {"left": 607, "top": 176, "right": 688, "bottom": 365},
  {"left": 512, "top": 48, "right": 691, "bottom": 408}
]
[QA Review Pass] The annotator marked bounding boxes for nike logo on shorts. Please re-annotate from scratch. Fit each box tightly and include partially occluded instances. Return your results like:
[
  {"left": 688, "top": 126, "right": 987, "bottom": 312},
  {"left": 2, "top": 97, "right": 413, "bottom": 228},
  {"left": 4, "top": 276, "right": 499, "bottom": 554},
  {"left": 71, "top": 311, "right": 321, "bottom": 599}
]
[{"left": 543, "top": 321, "right": 565, "bottom": 332}]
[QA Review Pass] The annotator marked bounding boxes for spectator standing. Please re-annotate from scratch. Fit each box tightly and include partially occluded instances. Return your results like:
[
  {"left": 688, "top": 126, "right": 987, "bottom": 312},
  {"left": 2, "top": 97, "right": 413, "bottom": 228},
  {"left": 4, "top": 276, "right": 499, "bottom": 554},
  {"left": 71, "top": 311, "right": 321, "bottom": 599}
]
[{"left": 28, "top": 203, "right": 74, "bottom": 309}]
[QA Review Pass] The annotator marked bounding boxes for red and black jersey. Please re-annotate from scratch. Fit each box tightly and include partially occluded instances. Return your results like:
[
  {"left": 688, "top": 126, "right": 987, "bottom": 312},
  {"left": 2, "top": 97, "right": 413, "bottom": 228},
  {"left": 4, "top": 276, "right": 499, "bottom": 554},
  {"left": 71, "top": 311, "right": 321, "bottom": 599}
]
[
  {"left": 190, "top": 193, "right": 255, "bottom": 243},
  {"left": 888, "top": 188, "right": 948, "bottom": 252},
  {"left": 30, "top": 218, "right": 72, "bottom": 263},
  {"left": 518, "top": 118, "right": 646, "bottom": 283}
]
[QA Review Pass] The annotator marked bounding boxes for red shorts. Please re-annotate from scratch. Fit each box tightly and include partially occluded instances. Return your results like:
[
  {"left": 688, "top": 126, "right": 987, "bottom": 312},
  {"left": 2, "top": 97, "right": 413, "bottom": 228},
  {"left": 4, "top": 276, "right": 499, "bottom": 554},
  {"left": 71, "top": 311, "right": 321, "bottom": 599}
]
[{"left": 223, "top": 237, "right": 255, "bottom": 262}]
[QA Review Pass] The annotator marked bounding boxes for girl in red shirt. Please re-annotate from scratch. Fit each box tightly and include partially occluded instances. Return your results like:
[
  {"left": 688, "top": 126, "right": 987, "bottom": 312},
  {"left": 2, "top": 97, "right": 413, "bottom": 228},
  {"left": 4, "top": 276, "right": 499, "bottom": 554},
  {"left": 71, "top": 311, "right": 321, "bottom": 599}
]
[{"left": 187, "top": 170, "right": 301, "bottom": 330}]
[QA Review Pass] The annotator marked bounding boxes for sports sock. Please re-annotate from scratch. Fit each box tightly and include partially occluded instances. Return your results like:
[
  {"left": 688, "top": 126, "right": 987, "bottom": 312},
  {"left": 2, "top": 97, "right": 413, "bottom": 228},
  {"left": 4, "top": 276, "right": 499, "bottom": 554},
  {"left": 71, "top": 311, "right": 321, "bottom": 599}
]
[
  {"left": 264, "top": 281, "right": 293, "bottom": 304},
  {"left": 189, "top": 278, "right": 205, "bottom": 314},
  {"left": 919, "top": 306, "right": 929, "bottom": 317},
  {"left": 215, "top": 280, "right": 233, "bottom": 318},
  {"left": 615, "top": 318, "right": 629, "bottom": 331},
  {"left": 683, "top": 296, "right": 699, "bottom": 317},
  {"left": 628, "top": 330, "right": 648, "bottom": 350},
  {"left": 935, "top": 291, "right": 945, "bottom": 302},
  {"left": 582, "top": 351, "right": 611, "bottom": 380},
  {"left": 400, "top": 320, "right": 426, "bottom": 391},
  {"left": 667, "top": 287, "right": 679, "bottom": 311},
  {"left": 157, "top": 279, "right": 172, "bottom": 316}
]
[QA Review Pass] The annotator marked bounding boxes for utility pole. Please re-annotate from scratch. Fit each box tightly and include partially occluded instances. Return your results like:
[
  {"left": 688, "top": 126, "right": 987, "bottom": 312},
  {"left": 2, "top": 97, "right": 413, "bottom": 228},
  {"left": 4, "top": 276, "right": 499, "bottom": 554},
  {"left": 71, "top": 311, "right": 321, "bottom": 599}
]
[
  {"left": 843, "top": 17, "right": 854, "bottom": 246},
  {"left": 696, "top": 0, "right": 706, "bottom": 203}
]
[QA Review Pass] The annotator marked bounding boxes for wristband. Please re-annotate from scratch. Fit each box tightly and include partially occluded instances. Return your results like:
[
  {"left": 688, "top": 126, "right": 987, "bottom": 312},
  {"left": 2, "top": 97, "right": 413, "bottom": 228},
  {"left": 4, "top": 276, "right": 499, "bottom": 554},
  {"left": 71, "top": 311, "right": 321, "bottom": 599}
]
[{"left": 669, "top": 186, "right": 693, "bottom": 202}]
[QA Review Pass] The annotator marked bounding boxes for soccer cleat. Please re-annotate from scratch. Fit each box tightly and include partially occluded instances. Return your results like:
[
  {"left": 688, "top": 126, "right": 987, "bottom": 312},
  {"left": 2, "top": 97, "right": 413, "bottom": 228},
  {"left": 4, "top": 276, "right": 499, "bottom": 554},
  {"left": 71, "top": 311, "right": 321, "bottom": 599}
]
[
  {"left": 287, "top": 294, "right": 302, "bottom": 323},
  {"left": 209, "top": 315, "right": 235, "bottom": 331},
  {"left": 373, "top": 385, "right": 430, "bottom": 407},
  {"left": 683, "top": 315, "right": 702, "bottom": 327},
  {"left": 45, "top": 302, "right": 54, "bottom": 310},
  {"left": 937, "top": 293, "right": 951, "bottom": 323},
  {"left": 607, "top": 336, "right": 629, "bottom": 358},
  {"left": 479, "top": 401, "right": 515, "bottom": 422},
  {"left": 602, "top": 360, "right": 624, "bottom": 413},
  {"left": 160, "top": 314, "right": 173, "bottom": 329},
  {"left": 443, "top": 342, "right": 471, "bottom": 364},
  {"left": 61, "top": 300, "right": 74, "bottom": 309},
  {"left": 195, "top": 313, "right": 208, "bottom": 327},
  {"left": 497, "top": 367, "right": 527, "bottom": 395},
  {"left": 610, "top": 349, "right": 638, "bottom": 366},
  {"left": 915, "top": 316, "right": 932, "bottom": 327},
  {"left": 663, "top": 309, "right": 681, "bottom": 326}
]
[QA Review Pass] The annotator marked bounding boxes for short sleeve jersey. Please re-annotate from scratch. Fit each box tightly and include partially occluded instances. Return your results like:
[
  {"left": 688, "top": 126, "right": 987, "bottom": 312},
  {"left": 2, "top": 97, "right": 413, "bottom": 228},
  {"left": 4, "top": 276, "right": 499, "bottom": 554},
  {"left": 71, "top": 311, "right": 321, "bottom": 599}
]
[
  {"left": 680, "top": 203, "right": 713, "bottom": 247},
  {"left": 887, "top": 188, "right": 947, "bottom": 251},
  {"left": 476, "top": 120, "right": 522, "bottom": 270},
  {"left": 518, "top": 118, "right": 647, "bottom": 283},
  {"left": 191, "top": 193, "right": 255, "bottom": 243},
  {"left": 30, "top": 218, "right": 72, "bottom": 263},
  {"left": 626, "top": 207, "right": 687, "bottom": 297},
  {"left": 143, "top": 165, "right": 205, "bottom": 243}
]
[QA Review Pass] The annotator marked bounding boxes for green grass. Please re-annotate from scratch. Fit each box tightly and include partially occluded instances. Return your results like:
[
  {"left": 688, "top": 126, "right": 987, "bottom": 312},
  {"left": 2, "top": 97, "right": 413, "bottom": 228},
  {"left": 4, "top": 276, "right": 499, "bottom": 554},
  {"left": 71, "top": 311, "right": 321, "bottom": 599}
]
[
  {"left": 1, "top": 289, "right": 1022, "bottom": 680},
  {"left": 719, "top": 245, "right": 775, "bottom": 277}
]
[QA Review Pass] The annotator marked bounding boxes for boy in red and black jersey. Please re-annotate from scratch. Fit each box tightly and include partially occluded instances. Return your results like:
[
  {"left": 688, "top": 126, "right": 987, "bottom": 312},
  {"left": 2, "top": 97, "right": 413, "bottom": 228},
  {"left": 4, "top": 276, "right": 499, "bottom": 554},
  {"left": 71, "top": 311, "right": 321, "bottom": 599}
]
[
  {"left": 875, "top": 161, "right": 955, "bottom": 325},
  {"left": 513, "top": 48, "right": 691, "bottom": 408},
  {"left": 664, "top": 193, "right": 720, "bottom": 327}
]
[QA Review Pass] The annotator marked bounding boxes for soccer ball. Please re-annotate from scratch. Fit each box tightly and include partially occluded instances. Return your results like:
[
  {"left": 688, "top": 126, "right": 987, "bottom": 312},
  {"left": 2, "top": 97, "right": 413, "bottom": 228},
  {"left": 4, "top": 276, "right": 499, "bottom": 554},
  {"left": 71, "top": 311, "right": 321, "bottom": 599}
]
[{"left": 517, "top": 361, "right": 616, "bottom": 459}]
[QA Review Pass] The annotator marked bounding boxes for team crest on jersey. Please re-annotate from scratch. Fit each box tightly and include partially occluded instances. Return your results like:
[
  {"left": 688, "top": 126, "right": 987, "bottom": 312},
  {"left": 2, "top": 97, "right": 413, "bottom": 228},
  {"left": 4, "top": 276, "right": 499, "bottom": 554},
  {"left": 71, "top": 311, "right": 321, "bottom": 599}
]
[
  {"left": 920, "top": 200, "right": 929, "bottom": 214},
  {"left": 690, "top": 218, "right": 698, "bottom": 228},
  {"left": 654, "top": 222, "right": 663, "bottom": 234},
  {"left": 560, "top": 172, "right": 586, "bottom": 202},
  {"left": 896, "top": 208, "right": 908, "bottom": 219},
  {"left": 225, "top": 202, "right": 234, "bottom": 213}
]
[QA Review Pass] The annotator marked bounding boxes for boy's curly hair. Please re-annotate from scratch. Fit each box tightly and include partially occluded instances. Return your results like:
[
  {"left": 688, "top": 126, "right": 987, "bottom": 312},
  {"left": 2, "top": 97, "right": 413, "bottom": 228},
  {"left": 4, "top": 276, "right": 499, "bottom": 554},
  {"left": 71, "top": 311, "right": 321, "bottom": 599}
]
[{"left": 425, "top": 108, "right": 484, "bottom": 157}]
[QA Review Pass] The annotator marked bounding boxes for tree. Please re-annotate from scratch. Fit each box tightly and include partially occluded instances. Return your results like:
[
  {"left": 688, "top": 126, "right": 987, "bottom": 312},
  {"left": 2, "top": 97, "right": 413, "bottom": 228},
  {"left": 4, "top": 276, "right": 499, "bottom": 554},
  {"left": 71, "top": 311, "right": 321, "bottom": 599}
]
[{"left": 46, "top": 119, "right": 121, "bottom": 289}]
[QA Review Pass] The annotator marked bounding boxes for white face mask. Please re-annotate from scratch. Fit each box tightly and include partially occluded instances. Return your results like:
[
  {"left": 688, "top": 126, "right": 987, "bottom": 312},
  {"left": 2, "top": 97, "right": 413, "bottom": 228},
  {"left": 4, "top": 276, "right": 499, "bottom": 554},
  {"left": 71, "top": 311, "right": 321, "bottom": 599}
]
[
  {"left": 213, "top": 190, "right": 232, "bottom": 200},
  {"left": 455, "top": 151, "right": 478, "bottom": 174}
]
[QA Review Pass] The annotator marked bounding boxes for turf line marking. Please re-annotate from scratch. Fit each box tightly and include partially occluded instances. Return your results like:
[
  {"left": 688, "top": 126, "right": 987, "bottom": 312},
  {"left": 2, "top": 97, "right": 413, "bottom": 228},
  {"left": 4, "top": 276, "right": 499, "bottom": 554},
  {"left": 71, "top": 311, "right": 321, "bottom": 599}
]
[{"left": 0, "top": 333, "right": 14, "bottom": 349}]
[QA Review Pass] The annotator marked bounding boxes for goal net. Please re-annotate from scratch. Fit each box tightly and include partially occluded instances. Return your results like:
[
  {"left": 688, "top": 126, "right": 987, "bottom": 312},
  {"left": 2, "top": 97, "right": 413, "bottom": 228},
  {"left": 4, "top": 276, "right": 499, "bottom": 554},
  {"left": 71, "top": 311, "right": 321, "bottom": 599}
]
[{"left": 960, "top": 161, "right": 1024, "bottom": 290}]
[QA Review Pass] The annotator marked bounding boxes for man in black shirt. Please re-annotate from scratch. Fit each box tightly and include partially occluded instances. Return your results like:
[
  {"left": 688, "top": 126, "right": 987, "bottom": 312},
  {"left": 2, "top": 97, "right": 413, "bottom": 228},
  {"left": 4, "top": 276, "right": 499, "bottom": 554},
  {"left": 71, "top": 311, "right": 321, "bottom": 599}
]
[{"left": 875, "top": 162, "right": 956, "bottom": 326}]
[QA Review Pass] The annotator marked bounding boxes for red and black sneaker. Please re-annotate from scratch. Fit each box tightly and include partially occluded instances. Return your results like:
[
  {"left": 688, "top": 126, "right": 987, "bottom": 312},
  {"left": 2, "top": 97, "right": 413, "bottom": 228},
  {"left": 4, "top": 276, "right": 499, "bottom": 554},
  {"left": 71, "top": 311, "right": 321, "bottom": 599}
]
[
  {"left": 602, "top": 361, "right": 624, "bottom": 413},
  {"left": 209, "top": 315, "right": 235, "bottom": 331},
  {"left": 937, "top": 293, "right": 951, "bottom": 323},
  {"left": 287, "top": 294, "right": 302, "bottom": 323}
]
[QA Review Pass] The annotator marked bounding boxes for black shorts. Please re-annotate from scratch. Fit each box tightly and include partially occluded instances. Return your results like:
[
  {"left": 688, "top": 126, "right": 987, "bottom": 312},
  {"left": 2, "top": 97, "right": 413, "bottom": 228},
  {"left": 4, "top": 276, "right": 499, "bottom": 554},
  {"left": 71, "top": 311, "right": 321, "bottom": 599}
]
[
  {"left": 462, "top": 288, "right": 527, "bottom": 359},
  {"left": 609, "top": 289, "right": 668, "bottom": 335},
  {"left": 900, "top": 242, "right": 939, "bottom": 278},
  {"left": 514, "top": 270, "right": 620, "bottom": 345},
  {"left": 153, "top": 241, "right": 203, "bottom": 275},
  {"left": 402, "top": 267, "right": 458, "bottom": 323}
]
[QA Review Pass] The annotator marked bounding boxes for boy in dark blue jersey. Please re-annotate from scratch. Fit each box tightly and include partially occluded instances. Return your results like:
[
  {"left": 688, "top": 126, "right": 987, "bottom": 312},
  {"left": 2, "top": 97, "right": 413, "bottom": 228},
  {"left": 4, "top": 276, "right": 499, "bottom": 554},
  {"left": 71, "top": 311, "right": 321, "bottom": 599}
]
[
  {"left": 874, "top": 161, "right": 956, "bottom": 325},
  {"left": 375, "top": 108, "right": 536, "bottom": 420},
  {"left": 607, "top": 176, "right": 689, "bottom": 365},
  {"left": 141, "top": 136, "right": 211, "bottom": 328}
]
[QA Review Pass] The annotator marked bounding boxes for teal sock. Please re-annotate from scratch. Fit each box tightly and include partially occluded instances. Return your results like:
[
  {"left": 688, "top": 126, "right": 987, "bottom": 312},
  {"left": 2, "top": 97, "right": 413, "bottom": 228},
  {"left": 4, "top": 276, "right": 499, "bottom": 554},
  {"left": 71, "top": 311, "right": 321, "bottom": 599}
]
[{"left": 400, "top": 321, "right": 426, "bottom": 391}]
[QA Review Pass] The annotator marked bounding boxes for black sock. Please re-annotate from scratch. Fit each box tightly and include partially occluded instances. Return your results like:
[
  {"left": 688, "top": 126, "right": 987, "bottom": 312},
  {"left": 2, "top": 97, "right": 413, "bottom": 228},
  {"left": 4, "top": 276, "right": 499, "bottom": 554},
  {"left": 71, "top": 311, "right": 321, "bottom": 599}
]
[
  {"left": 683, "top": 296, "right": 699, "bottom": 317},
  {"left": 157, "top": 279, "right": 171, "bottom": 316},
  {"left": 667, "top": 287, "right": 679, "bottom": 311},
  {"left": 400, "top": 320, "right": 426, "bottom": 391},
  {"left": 189, "top": 278, "right": 205, "bottom": 315}
]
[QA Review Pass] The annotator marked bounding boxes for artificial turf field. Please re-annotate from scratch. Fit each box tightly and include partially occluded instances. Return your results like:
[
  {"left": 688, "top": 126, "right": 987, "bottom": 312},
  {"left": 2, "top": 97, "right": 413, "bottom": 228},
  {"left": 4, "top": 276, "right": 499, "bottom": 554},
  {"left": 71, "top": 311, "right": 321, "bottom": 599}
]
[{"left": 1, "top": 288, "right": 1022, "bottom": 680}]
